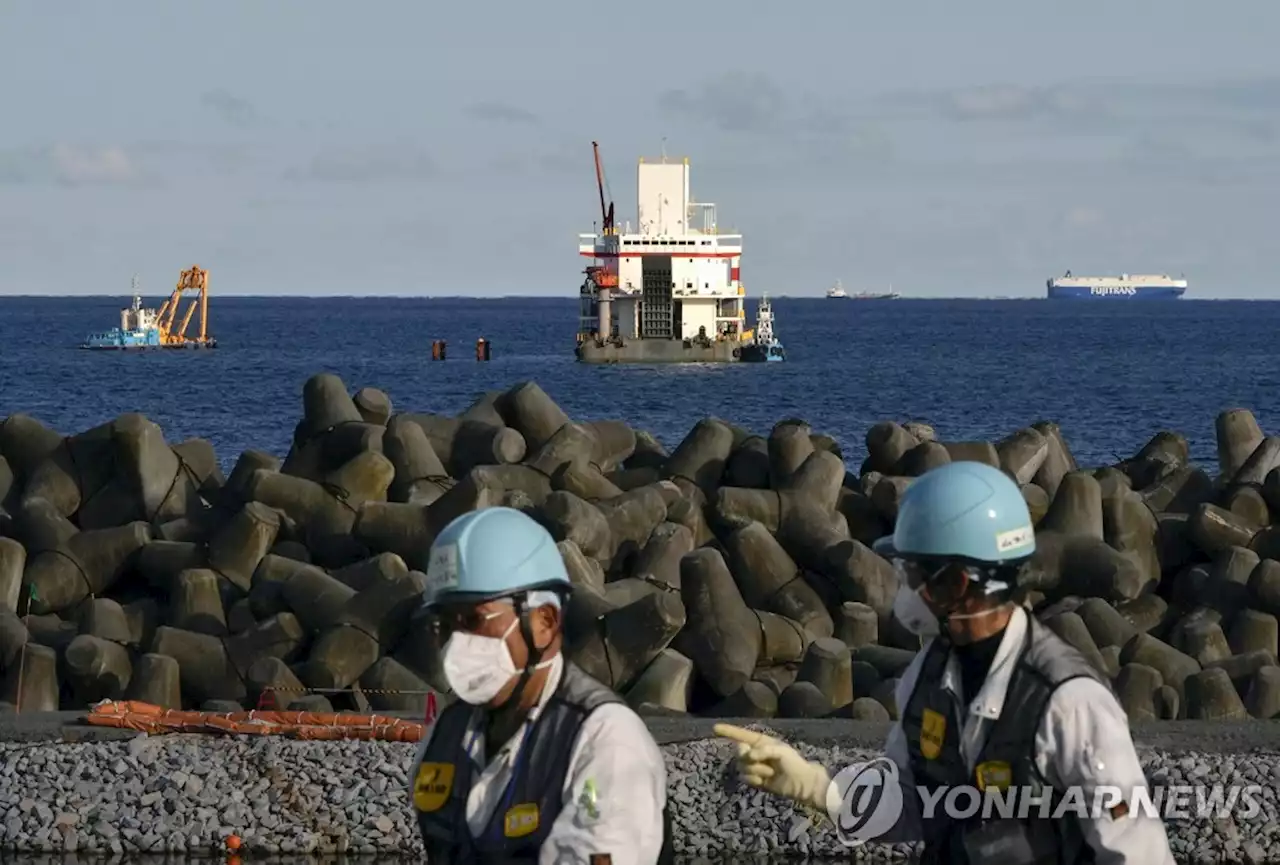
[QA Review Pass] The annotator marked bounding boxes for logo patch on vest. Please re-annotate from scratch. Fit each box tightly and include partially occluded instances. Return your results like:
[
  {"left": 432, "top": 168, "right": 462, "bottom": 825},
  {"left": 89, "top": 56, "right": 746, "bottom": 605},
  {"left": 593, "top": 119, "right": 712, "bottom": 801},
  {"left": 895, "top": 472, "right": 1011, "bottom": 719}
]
[
  {"left": 413, "top": 762, "right": 455, "bottom": 812},
  {"left": 504, "top": 802, "right": 540, "bottom": 838},
  {"left": 975, "top": 760, "right": 1012, "bottom": 792},
  {"left": 920, "top": 708, "right": 946, "bottom": 760}
]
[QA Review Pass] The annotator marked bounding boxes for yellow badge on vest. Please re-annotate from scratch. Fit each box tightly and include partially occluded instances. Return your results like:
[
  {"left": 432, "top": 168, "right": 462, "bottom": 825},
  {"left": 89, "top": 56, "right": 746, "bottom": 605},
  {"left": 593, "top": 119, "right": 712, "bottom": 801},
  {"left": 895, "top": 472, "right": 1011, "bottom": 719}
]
[
  {"left": 975, "top": 760, "right": 1012, "bottom": 792},
  {"left": 920, "top": 708, "right": 946, "bottom": 760},
  {"left": 413, "top": 762, "right": 455, "bottom": 812},
  {"left": 504, "top": 802, "right": 540, "bottom": 838}
]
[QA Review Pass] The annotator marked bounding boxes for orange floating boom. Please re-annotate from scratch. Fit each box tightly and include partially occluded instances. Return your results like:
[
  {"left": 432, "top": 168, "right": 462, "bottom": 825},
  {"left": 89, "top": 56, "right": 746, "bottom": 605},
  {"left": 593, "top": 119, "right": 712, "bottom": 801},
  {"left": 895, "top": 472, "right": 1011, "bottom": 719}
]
[{"left": 85, "top": 699, "right": 429, "bottom": 742}]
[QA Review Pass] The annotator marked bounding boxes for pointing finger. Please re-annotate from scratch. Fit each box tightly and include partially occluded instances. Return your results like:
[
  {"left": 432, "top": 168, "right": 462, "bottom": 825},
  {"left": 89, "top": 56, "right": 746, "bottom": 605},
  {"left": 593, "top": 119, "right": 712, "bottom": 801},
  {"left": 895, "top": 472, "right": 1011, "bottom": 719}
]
[{"left": 714, "top": 723, "right": 766, "bottom": 746}]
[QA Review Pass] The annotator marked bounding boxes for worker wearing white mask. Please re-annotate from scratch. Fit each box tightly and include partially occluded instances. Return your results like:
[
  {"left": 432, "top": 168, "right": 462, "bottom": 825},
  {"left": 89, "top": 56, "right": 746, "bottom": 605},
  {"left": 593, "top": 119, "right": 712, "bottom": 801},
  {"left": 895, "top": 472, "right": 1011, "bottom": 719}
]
[
  {"left": 408, "top": 506, "right": 673, "bottom": 865},
  {"left": 718, "top": 461, "right": 1175, "bottom": 865}
]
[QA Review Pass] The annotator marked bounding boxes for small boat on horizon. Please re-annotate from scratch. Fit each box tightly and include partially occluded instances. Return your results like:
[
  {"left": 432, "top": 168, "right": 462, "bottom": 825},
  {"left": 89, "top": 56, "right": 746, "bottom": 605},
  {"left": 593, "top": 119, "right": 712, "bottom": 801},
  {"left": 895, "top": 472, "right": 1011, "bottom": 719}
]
[
  {"left": 826, "top": 279, "right": 901, "bottom": 299},
  {"left": 851, "top": 283, "right": 901, "bottom": 300}
]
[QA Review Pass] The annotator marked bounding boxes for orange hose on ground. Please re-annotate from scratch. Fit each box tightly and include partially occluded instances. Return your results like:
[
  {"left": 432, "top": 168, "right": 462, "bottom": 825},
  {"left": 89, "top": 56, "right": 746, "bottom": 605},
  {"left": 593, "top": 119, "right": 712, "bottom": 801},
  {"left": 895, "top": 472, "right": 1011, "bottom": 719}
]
[{"left": 85, "top": 700, "right": 428, "bottom": 742}]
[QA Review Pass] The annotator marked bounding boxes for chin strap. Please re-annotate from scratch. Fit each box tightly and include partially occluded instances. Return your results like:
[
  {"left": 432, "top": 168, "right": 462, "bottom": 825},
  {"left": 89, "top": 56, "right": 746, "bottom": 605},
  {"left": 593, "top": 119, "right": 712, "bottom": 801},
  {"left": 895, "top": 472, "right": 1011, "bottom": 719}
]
[{"left": 492, "top": 592, "right": 549, "bottom": 714}]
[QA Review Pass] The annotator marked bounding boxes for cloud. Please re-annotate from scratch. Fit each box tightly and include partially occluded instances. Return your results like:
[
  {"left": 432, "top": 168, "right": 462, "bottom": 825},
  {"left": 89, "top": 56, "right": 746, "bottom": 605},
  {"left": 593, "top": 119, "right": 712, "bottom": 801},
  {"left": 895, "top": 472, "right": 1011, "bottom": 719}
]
[
  {"left": 465, "top": 101, "right": 540, "bottom": 125},
  {"left": 51, "top": 144, "right": 135, "bottom": 184},
  {"left": 201, "top": 90, "right": 258, "bottom": 128},
  {"left": 1062, "top": 206, "right": 1104, "bottom": 229},
  {"left": 658, "top": 72, "right": 788, "bottom": 133},
  {"left": 943, "top": 84, "right": 1091, "bottom": 122},
  {"left": 657, "top": 72, "right": 894, "bottom": 164},
  {"left": 891, "top": 76, "right": 1280, "bottom": 132},
  {"left": 0, "top": 144, "right": 139, "bottom": 185},
  {"left": 286, "top": 148, "right": 436, "bottom": 183}
]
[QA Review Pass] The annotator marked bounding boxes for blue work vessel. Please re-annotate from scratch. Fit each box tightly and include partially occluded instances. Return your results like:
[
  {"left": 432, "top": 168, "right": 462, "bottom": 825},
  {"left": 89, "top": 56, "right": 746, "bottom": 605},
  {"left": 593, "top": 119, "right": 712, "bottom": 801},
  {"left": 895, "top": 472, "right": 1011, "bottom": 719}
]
[
  {"left": 81, "top": 327, "right": 163, "bottom": 350},
  {"left": 80, "top": 281, "right": 166, "bottom": 350},
  {"left": 1046, "top": 271, "right": 1187, "bottom": 300}
]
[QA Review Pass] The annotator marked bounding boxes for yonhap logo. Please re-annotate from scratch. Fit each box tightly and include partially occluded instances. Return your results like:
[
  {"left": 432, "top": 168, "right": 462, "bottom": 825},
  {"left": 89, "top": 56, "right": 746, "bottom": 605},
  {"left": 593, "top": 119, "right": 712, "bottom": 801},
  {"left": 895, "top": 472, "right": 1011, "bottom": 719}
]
[{"left": 826, "top": 758, "right": 904, "bottom": 845}]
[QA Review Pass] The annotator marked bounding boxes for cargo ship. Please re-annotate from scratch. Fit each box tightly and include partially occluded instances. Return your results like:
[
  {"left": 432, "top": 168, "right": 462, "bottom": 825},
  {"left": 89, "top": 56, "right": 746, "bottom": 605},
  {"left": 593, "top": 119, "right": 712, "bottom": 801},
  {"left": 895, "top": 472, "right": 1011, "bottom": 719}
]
[
  {"left": 575, "top": 143, "right": 755, "bottom": 363},
  {"left": 851, "top": 285, "right": 900, "bottom": 300},
  {"left": 826, "top": 279, "right": 900, "bottom": 300},
  {"left": 1046, "top": 271, "right": 1187, "bottom": 300},
  {"left": 80, "top": 267, "right": 218, "bottom": 350}
]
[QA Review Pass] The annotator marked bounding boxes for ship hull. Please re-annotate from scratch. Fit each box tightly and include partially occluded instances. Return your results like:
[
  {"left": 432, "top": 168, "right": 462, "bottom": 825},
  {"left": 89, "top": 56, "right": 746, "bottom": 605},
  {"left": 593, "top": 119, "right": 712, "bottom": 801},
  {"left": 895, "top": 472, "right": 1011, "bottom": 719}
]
[
  {"left": 80, "top": 343, "right": 219, "bottom": 351},
  {"left": 576, "top": 338, "right": 742, "bottom": 364},
  {"left": 1047, "top": 284, "right": 1185, "bottom": 300},
  {"left": 740, "top": 342, "right": 785, "bottom": 363},
  {"left": 79, "top": 328, "right": 219, "bottom": 350},
  {"left": 80, "top": 328, "right": 161, "bottom": 350}
]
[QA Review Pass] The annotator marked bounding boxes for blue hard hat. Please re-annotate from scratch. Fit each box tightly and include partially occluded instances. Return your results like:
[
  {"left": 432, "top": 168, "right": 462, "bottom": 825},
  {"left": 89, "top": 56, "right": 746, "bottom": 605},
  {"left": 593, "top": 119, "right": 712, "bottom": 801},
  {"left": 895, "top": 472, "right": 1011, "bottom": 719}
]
[
  {"left": 422, "top": 507, "right": 572, "bottom": 607},
  {"left": 873, "top": 461, "right": 1036, "bottom": 564}
]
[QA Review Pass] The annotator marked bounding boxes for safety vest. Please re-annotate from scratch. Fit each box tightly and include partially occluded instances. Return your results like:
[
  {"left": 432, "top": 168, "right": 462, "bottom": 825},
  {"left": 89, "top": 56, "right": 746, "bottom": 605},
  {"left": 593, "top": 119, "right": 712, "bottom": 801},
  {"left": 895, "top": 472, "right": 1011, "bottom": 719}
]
[
  {"left": 901, "top": 615, "right": 1107, "bottom": 865},
  {"left": 412, "top": 661, "right": 675, "bottom": 864}
]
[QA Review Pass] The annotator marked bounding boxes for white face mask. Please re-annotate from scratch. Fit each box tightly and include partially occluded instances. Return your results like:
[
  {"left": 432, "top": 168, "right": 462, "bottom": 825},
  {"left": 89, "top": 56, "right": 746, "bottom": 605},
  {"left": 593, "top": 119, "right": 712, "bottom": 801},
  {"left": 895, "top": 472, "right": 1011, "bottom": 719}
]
[
  {"left": 441, "top": 615, "right": 556, "bottom": 705},
  {"left": 892, "top": 585, "right": 941, "bottom": 638}
]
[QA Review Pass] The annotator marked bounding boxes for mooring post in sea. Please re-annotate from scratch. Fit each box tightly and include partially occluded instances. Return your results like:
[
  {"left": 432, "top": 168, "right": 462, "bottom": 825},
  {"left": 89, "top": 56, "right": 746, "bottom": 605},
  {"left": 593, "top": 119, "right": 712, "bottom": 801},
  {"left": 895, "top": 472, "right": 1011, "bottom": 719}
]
[
  {"left": 431, "top": 340, "right": 446, "bottom": 360},
  {"left": 476, "top": 338, "right": 490, "bottom": 361}
]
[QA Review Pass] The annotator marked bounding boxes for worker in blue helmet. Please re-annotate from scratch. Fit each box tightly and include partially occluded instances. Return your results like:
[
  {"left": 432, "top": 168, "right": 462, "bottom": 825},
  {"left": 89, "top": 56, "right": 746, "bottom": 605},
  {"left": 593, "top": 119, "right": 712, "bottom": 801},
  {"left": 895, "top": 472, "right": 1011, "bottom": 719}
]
[
  {"left": 717, "top": 461, "right": 1174, "bottom": 864},
  {"left": 407, "top": 506, "right": 674, "bottom": 865}
]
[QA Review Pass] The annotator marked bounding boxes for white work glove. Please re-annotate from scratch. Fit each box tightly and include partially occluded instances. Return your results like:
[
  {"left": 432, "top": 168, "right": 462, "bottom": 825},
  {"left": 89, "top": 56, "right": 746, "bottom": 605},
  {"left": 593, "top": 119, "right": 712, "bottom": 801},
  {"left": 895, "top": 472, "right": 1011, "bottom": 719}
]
[{"left": 715, "top": 723, "right": 840, "bottom": 817}]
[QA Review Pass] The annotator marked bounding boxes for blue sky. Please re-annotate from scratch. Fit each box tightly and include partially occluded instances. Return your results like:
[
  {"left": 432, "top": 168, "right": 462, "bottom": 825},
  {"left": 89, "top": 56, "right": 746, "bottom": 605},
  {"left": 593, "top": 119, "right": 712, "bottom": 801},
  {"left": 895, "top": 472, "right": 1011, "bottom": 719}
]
[{"left": 2, "top": 1, "right": 1277, "bottom": 297}]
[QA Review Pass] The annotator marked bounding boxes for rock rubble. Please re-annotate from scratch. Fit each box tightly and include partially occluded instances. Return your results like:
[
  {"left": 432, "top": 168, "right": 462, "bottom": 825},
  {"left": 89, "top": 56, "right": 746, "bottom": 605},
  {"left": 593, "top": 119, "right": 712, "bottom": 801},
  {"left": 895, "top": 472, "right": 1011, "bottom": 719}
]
[{"left": 0, "top": 733, "right": 1277, "bottom": 861}]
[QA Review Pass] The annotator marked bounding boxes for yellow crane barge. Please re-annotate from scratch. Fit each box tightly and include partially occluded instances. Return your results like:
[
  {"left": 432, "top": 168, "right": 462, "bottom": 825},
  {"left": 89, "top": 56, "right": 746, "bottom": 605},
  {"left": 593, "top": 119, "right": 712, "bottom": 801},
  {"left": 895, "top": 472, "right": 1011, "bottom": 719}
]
[{"left": 81, "top": 265, "right": 218, "bottom": 351}]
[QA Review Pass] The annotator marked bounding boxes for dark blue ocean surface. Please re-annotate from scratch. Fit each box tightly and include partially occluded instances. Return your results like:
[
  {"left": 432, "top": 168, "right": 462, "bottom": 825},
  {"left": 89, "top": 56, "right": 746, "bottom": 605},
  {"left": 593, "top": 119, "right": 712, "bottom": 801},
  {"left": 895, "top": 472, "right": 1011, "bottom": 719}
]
[{"left": 1, "top": 296, "right": 1277, "bottom": 474}]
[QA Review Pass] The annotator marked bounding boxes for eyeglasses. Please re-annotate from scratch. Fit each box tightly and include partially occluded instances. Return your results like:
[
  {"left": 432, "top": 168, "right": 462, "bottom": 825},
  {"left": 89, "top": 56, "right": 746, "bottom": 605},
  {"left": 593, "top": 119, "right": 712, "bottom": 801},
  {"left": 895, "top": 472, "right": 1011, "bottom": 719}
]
[
  {"left": 891, "top": 558, "right": 976, "bottom": 605},
  {"left": 430, "top": 604, "right": 512, "bottom": 638}
]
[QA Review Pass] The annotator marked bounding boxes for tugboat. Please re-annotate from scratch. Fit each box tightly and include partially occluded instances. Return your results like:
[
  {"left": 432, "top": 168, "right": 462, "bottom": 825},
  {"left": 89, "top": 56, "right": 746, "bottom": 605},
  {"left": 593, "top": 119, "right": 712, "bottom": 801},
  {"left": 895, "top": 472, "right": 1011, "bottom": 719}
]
[
  {"left": 739, "top": 294, "right": 785, "bottom": 362},
  {"left": 81, "top": 276, "right": 164, "bottom": 350}
]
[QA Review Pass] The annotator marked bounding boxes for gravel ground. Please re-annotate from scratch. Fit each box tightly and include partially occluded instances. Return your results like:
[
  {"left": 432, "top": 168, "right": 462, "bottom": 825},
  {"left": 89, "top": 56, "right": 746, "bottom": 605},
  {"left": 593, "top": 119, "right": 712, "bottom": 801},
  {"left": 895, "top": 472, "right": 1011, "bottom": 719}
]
[{"left": 0, "top": 722, "right": 1278, "bottom": 862}]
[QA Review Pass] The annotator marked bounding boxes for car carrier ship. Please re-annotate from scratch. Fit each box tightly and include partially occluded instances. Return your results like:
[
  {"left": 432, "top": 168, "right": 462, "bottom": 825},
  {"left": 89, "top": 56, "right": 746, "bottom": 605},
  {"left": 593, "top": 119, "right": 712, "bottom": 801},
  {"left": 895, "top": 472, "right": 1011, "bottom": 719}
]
[
  {"left": 575, "top": 143, "right": 755, "bottom": 363},
  {"left": 1046, "top": 271, "right": 1188, "bottom": 300}
]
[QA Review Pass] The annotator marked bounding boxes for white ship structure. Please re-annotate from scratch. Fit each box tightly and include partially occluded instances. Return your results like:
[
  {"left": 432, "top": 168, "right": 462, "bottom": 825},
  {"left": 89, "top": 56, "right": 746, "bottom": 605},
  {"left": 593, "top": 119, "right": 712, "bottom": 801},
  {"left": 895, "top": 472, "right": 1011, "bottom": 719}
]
[{"left": 575, "top": 143, "right": 753, "bottom": 363}]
